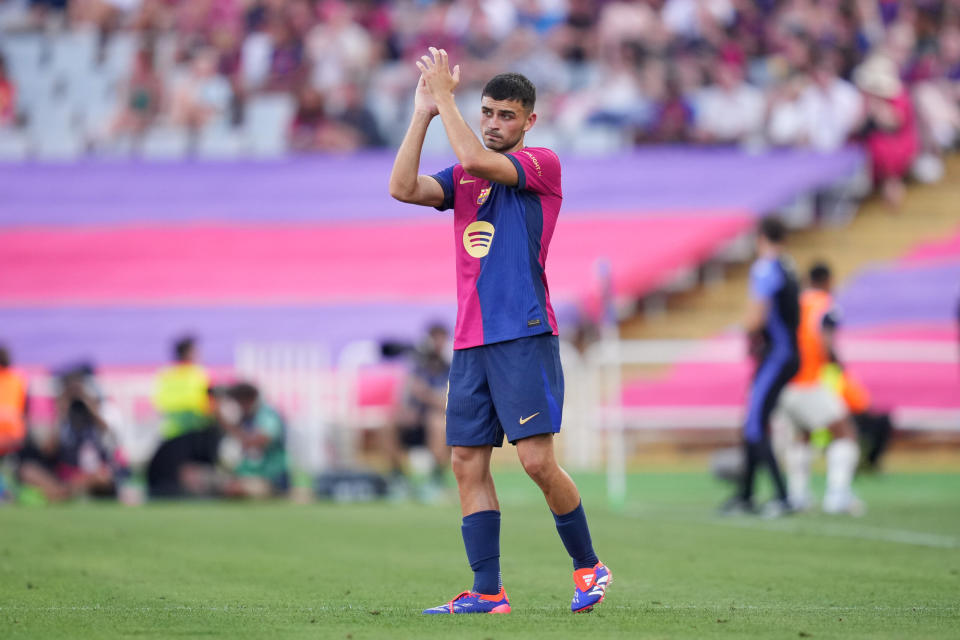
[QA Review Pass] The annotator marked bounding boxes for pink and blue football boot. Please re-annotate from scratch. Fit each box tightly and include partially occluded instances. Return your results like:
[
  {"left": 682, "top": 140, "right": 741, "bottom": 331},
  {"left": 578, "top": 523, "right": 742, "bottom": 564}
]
[
  {"left": 422, "top": 588, "right": 511, "bottom": 614},
  {"left": 571, "top": 562, "right": 612, "bottom": 613}
]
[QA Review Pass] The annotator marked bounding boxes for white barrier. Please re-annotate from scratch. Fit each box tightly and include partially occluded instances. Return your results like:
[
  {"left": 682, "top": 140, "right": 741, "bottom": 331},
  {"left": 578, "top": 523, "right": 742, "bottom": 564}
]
[{"left": 23, "top": 338, "right": 958, "bottom": 485}]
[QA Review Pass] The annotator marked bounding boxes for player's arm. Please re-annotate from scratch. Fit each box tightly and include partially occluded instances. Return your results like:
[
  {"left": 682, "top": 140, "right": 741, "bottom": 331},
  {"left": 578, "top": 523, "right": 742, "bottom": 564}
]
[
  {"left": 388, "top": 76, "right": 446, "bottom": 207},
  {"left": 821, "top": 312, "right": 841, "bottom": 365},
  {"left": 418, "top": 47, "right": 519, "bottom": 186},
  {"left": 744, "top": 298, "right": 769, "bottom": 335}
]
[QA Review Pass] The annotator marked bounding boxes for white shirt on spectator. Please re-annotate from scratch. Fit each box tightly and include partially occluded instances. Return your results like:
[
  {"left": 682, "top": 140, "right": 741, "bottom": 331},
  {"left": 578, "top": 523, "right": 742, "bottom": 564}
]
[
  {"left": 799, "top": 78, "right": 863, "bottom": 151},
  {"left": 695, "top": 83, "right": 765, "bottom": 143},
  {"left": 662, "top": 0, "right": 735, "bottom": 37}
]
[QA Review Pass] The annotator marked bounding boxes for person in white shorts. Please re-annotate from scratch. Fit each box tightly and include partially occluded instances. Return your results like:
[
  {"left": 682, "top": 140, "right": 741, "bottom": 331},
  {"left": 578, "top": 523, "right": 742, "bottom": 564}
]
[{"left": 778, "top": 263, "right": 864, "bottom": 515}]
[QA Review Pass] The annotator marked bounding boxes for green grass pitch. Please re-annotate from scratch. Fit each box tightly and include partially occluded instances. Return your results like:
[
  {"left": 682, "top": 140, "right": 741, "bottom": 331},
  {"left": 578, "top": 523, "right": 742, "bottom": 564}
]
[{"left": 1, "top": 470, "right": 958, "bottom": 639}]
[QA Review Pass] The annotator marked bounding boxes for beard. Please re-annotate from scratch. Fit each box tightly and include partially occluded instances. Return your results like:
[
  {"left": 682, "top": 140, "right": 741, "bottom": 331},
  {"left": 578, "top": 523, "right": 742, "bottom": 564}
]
[{"left": 484, "top": 131, "right": 521, "bottom": 151}]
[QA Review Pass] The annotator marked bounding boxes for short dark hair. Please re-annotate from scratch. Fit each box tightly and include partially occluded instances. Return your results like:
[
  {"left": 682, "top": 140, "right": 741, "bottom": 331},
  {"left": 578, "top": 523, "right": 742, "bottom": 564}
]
[
  {"left": 229, "top": 381, "right": 260, "bottom": 404},
  {"left": 758, "top": 216, "right": 787, "bottom": 244},
  {"left": 482, "top": 73, "right": 536, "bottom": 112},
  {"left": 809, "top": 262, "right": 832, "bottom": 286},
  {"left": 0, "top": 345, "right": 9, "bottom": 368},
  {"left": 173, "top": 335, "right": 196, "bottom": 362}
]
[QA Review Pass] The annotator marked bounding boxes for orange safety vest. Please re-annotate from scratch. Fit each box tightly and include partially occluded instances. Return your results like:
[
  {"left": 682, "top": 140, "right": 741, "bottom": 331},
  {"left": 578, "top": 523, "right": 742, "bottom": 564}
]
[
  {"left": 792, "top": 289, "right": 833, "bottom": 385},
  {"left": 0, "top": 368, "right": 27, "bottom": 445}
]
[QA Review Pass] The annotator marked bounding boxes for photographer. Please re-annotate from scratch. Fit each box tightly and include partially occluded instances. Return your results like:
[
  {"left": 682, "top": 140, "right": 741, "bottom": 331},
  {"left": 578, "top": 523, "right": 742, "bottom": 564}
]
[
  {"left": 17, "top": 364, "right": 119, "bottom": 503},
  {"left": 147, "top": 381, "right": 287, "bottom": 499},
  {"left": 380, "top": 324, "right": 451, "bottom": 495}
]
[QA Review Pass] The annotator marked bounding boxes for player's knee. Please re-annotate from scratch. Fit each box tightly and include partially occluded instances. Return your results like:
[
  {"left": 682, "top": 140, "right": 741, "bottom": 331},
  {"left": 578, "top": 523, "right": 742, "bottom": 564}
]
[
  {"left": 450, "top": 447, "right": 484, "bottom": 482},
  {"left": 519, "top": 450, "right": 552, "bottom": 485}
]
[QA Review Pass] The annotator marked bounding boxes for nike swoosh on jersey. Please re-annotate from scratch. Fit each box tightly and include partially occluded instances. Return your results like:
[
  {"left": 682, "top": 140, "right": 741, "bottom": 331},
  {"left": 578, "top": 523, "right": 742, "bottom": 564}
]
[
  {"left": 519, "top": 412, "right": 540, "bottom": 425},
  {"left": 459, "top": 177, "right": 476, "bottom": 184}
]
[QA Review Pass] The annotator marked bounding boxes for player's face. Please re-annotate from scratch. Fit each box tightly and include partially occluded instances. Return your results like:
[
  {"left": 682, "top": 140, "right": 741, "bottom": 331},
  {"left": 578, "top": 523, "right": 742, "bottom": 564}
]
[{"left": 480, "top": 96, "right": 535, "bottom": 152}]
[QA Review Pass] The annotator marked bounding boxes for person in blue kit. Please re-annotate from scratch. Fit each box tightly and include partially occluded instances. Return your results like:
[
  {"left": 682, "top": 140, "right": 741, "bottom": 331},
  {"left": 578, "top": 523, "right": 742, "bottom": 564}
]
[
  {"left": 388, "top": 48, "right": 611, "bottom": 614},
  {"left": 722, "top": 217, "right": 800, "bottom": 517}
]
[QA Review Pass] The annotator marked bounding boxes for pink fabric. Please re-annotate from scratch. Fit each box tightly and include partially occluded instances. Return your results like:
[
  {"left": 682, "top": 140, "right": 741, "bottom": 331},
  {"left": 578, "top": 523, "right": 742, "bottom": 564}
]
[
  {"left": 621, "top": 359, "right": 958, "bottom": 411},
  {"left": 447, "top": 148, "right": 563, "bottom": 348},
  {"left": 902, "top": 227, "right": 960, "bottom": 264},
  {"left": 0, "top": 216, "right": 750, "bottom": 310},
  {"left": 621, "top": 328, "right": 959, "bottom": 412},
  {"left": 513, "top": 148, "right": 562, "bottom": 336}
]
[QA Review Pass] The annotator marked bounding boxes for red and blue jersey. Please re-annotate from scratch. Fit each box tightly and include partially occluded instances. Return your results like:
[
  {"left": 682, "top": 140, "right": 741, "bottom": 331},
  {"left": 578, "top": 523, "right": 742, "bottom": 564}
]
[{"left": 431, "top": 147, "right": 562, "bottom": 350}]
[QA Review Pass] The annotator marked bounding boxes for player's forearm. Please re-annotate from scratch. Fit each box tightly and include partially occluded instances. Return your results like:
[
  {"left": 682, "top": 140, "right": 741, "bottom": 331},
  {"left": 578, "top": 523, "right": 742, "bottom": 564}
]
[
  {"left": 435, "top": 93, "right": 488, "bottom": 174},
  {"left": 389, "top": 111, "right": 433, "bottom": 201},
  {"left": 744, "top": 299, "right": 768, "bottom": 334}
]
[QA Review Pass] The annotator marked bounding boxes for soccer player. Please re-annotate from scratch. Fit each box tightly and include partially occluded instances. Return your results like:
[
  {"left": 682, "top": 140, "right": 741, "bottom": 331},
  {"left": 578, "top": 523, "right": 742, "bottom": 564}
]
[
  {"left": 388, "top": 48, "right": 611, "bottom": 615},
  {"left": 721, "top": 217, "right": 799, "bottom": 517},
  {"left": 778, "top": 263, "right": 864, "bottom": 514}
]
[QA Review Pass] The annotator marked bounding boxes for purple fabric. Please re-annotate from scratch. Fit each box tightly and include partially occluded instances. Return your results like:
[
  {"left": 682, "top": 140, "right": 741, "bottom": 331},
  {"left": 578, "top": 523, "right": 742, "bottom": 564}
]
[
  {"left": 837, "top": 263, "right": 960, "bottom": 328},
  {"left": 0, "top": 302, "right": 582, "bottom": 367},
  {"left": 0, "top": 147, "right": 864, "bottom": 226},
  {"left": 0, "top": 147, "right": 865, "bottom": 367}
]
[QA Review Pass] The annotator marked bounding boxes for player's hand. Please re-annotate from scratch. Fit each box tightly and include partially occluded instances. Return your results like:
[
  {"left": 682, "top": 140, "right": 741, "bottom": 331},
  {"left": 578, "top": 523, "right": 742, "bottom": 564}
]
[
  {"left": 413, "top": 74, "right": 439, "bottom": 118},
  {"left": 416, "top": 47, "right": 460, "bottom": 101}
]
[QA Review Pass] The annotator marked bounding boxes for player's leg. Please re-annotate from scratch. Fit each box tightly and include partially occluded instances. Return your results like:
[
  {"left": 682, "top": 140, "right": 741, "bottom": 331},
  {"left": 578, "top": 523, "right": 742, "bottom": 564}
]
[
  {"left": 514, "top": 434, "right": 609, "bottom": 612},
  {"left": 730, "top": 357, "right": 791, "bottom": 513},
  {"left": 753, "top": 358, "right": 796, "bottom": 515},
  {"left": 486, "top": 334, "right": 611, "bottom": 613},
  {"left": 778, "top": 386, "right": 814, "bottom": 510},
  {"left": 423, "top": 347, "right": 509, "bottom": 614},
  {"left": 822, "top": 395, "right": 865, "bottom": 515},
  {"left": 784, "top": 431, "right": 814, "bottom": 510}
]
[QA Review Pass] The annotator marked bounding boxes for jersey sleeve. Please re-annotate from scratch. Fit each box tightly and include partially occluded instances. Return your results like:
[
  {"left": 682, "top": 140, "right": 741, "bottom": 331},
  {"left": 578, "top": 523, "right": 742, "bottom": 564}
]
[
  {"left": 749, "top": 259, "right": 784, "bottom": 300},
  {"left": 429, "top": 165, "right": 456, "bottom": 211},
  {"left": 507, "top": 147, "right": 561, "bottom": 196}
]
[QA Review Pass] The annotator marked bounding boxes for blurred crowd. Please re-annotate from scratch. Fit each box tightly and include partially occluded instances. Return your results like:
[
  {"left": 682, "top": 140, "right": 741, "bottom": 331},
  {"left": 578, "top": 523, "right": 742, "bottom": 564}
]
[
  {"left": 0, "top": 338, "right": 294, "bottom": 504},
  {"left": 0, "top": 1, "right": 959, "bottom": 196},
  {"left": 0, "top": 326, "right": 456, "bottom": 505}
]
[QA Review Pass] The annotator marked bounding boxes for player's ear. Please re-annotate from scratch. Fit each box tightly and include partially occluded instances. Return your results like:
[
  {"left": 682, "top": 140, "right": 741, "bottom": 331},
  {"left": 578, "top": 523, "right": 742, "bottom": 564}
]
[{"left": 523, "top": 111, "right": 537, "bottom": 132}]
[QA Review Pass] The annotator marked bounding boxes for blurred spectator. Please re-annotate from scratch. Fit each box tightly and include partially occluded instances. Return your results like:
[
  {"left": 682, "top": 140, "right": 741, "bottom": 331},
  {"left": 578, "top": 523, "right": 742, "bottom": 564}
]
[
  {"left": 642, "top": 63, "right": 694, "bottom": 143},
  {"left": 170, "top": 47, "right": 233, "bottom": 132},
  {"left": 152, "top": 335, "right": 212, "bottom": 440},
  {"left": 16, "top": 363, "right": 120, "bottom": 503},
  {"left": 0, "top": 0, "right": 957, "bottom": 163},
  {"left": 289, "top": 84, "right": 362, "bottom": 152},
  {"left": 27, "top": 0, "right": 68, "bottom": 28},
  {"left": 109, "top": 47, "right": 164, "bottom": 140},
  {"left": 0, "top": 344, "right": 27, "bottom": 457},
  {"left": 146, "top": 410, "right": 220, "bottom": 498},
  {"left": 821, "top": 364, "right": 893, "bottom": 473},
  {"left": 381, "top": 323, "right": 451, "bottom": 494},
  {"left": 329, "top": 81, "right": 384, "bottom": 147},
  {"left": 306, "top": 0, "right": 374, "bottom": 91},
  {"left": 765, "top": 52, "right": 863, "bottom": 152},
  {"left": 0, "top": 53, "right": 15, "bottom": 128},
  {"left": 802, "top": 51, "right": 864, "bottom": 152},
  {"left": 215, "top": 381, "right": 288, "bottom": 498},
  {"left": 694, "top": 59, "right": 765, "bottom": 145},
  {"left": 263, "top": 13, "right": 307, "bottom": 92},
  {"left": 147, "top": 381, "right": 286, "bottom": 499},
  {"left": 853, "top": 54, "right": 920, "bottom": 207}
]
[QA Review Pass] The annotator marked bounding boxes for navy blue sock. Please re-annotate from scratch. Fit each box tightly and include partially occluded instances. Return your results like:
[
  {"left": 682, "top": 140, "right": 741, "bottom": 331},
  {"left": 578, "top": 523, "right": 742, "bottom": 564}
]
[
  {"left": 461, "top": 510, "right": 501, "bottom": 595},
  {"left": 553, "top": 502, "right": 599, "bottom": 570}
]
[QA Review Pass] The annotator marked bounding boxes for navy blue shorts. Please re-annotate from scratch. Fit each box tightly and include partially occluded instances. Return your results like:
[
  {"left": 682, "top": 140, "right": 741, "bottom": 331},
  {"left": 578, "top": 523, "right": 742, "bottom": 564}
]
[{"left": 445, "top": 334, "right": 564, "bottom": 447}]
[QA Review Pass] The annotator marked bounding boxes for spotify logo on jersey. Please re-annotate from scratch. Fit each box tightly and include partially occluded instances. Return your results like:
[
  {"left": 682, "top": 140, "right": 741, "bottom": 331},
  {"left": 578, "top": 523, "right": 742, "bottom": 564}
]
[{"left": 463, "top": 221, "right": 495, "bottom": 258}]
